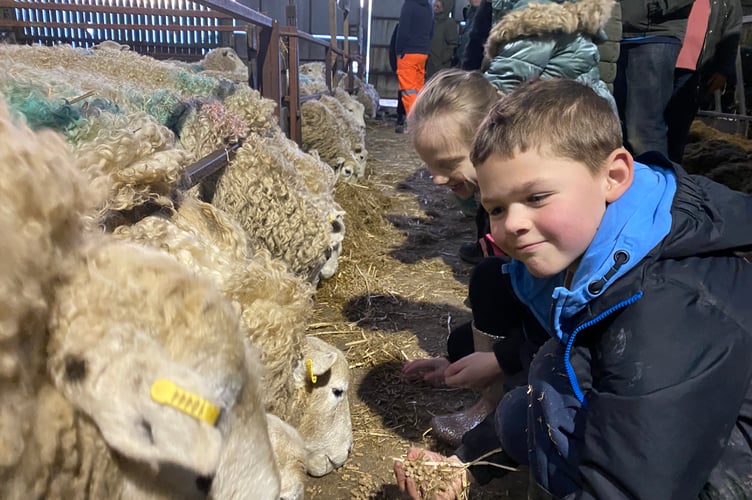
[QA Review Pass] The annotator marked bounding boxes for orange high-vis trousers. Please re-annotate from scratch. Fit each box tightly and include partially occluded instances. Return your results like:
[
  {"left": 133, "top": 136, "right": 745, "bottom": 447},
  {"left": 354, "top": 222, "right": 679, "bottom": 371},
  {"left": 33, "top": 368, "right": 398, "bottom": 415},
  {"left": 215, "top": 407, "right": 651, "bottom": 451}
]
[{"left": 396, "top": 53, "right": 428, "bottom": 117}]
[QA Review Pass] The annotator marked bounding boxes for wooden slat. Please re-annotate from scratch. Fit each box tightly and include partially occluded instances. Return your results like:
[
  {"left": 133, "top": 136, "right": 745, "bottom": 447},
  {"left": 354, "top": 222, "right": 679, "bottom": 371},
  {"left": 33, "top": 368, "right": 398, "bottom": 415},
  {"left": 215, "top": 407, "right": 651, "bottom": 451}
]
[
  {"left": 0, "top": 19, "right": 236, "bottom": 30},
  {"left": 0, "top": 0, "right": 232, "bottom": 18}
]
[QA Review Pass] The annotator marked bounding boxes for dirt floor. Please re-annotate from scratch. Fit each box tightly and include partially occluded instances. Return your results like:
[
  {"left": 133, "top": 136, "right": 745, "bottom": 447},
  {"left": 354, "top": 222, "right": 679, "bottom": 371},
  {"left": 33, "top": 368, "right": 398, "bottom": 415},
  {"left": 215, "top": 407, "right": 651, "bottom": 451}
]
[{"left": 304, "top": 119, "right": 528, "bottom": 499}]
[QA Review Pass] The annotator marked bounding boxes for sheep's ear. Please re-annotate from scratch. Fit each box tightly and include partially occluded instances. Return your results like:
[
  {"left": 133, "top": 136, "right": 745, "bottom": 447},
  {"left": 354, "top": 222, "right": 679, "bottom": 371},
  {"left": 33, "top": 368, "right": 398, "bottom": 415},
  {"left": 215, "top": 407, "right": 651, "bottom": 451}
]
[{"left": 294, "top": 337, "right": 338, "bottom": 384}]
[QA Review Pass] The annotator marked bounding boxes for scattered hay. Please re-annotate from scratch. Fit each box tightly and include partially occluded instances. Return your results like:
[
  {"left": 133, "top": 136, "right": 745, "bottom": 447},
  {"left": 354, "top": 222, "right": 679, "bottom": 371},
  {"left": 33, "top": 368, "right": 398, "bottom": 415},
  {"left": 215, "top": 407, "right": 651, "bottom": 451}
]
[{"left": 688, "top": 120, "right": 752, "bottom": 151}]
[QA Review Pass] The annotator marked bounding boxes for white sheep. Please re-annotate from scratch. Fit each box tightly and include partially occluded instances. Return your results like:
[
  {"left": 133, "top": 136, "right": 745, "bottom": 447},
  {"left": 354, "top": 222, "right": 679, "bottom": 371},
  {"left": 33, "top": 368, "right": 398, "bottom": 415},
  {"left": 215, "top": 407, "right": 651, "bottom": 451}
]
[
  {"left": 0, "top": 98, "right": 104, "bottom": 494},
  {"left": 48, "top": 237, "right": 281, "bottom": 499},
  {"left": 113, "top": 195, "right": 352, "bottom": 479},
  {"left": 318, "top": 94, "right": 367, "bottom": 173},
  {"left": 211, "top": 132, "right": 336, "bottom": 282},
  {"left": 333, "top": 87, "right": 366, "bottom": 129},
  {"left": 198, "top": 47, "right": 249, "bottom": 83},
  {"left": 301, "top": 98, "right": 362, "bottom": 180}
]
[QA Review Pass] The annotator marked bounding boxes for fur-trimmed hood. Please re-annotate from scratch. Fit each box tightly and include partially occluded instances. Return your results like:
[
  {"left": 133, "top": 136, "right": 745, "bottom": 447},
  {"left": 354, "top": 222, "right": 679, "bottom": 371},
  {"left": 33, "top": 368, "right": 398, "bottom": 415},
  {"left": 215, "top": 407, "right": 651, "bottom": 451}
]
[{"left": 485, "top": 0, "right": 615, "bottom": 59}]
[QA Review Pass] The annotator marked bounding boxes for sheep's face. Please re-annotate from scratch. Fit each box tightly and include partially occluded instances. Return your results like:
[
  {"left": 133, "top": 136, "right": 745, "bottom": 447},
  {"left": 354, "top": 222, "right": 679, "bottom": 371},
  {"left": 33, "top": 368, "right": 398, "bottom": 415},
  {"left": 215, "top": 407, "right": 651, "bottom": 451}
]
[
  {"left": 343, "top": 100, "right": 366, "bottom": 129},
  {"left": 319, "top": 214, "right": 346, "bottom": 281},
  {"left": 293, "top": 337, "right": 352, "bottom": 477},
  {"left": 353, "top": 146, "right": 368, "bottom": 173},
  {"left": 300, "top": 61, "right": 326, "bottom": 80}
]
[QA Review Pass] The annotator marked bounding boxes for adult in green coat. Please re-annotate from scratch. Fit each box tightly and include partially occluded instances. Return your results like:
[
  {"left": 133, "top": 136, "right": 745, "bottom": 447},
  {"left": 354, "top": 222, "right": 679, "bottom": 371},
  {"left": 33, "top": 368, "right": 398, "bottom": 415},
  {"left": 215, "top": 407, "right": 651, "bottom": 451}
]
[{"left": 426, "top": 0, "right": 460, "bottom": 79}]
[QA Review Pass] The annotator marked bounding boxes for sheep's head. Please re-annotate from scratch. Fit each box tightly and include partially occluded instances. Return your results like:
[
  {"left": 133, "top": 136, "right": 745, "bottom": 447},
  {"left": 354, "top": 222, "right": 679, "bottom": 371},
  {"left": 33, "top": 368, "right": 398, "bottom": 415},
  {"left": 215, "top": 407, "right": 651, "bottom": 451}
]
[
  {"left": 47, "top": 241, "right": 266, "bottom": 483},
  {"left": 292, "top": 336, "right": 352, "bottom": 477},
  {"left": 352, "top": 145, "right": 368, "bottom": 176},
  {"left": 333, "top": 156, "right": 363, "bottom": 183},
  {"left": 319, "top": 212, "right": 346, "bottom": 281}
]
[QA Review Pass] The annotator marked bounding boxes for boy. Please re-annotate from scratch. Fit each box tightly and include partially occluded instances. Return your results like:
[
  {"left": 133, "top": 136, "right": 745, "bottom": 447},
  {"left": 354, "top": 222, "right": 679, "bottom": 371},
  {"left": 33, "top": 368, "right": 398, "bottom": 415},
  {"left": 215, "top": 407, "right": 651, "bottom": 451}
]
[{"left": 395, "top": 78, "right": 752, "bottom": 498}]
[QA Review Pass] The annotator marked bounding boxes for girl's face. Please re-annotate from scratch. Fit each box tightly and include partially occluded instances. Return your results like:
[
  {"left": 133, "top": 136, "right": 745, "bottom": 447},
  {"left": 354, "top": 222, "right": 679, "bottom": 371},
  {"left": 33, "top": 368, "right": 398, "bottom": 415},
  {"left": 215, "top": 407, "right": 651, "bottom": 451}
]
[{"left": 414, "top": 121, "right": 478, "bottom": 200}]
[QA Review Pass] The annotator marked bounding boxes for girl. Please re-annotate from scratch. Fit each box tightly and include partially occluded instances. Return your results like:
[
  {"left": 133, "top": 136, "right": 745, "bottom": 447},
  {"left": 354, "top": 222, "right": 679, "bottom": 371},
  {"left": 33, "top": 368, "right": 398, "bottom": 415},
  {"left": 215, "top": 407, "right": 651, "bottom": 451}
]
[{"left": 403, "top": 68, "right": 520, "bottom": 449}]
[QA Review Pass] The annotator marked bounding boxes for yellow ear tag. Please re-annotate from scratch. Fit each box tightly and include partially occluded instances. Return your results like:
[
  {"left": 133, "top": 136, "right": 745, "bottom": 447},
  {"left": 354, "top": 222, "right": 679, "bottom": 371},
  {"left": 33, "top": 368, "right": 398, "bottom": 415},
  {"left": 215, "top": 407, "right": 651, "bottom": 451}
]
[
  {"left": 305, "top": 358, "right": 317, "bottom": 384},
  {"left": 328, "top": 213, "right": 336, "bottom": 223},
  {"left": 150, "top": 379, "right": 220, "bottom": 426}
]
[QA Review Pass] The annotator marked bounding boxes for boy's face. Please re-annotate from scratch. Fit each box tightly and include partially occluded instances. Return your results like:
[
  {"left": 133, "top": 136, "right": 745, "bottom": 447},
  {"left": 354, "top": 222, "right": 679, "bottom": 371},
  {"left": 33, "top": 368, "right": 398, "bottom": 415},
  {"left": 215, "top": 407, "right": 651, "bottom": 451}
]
[
  {"left": 414, "top": 123, "right": 477, "bottom": 200},
  {"left": 434, "top": 0, "right": 444, "bottom": 13},
  {"left": 478, "top": 149, "right": 610, "bottom": 278}
]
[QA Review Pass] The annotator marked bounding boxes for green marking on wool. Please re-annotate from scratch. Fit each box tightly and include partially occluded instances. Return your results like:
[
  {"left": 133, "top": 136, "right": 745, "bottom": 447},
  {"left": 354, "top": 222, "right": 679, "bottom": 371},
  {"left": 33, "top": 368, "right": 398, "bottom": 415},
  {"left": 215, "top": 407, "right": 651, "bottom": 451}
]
[
  {"left": 6, "top": 94, "right": 81, "bottom": 132},
  {"left": 174, "top": 70, "right": 219, "bottom": 97}
]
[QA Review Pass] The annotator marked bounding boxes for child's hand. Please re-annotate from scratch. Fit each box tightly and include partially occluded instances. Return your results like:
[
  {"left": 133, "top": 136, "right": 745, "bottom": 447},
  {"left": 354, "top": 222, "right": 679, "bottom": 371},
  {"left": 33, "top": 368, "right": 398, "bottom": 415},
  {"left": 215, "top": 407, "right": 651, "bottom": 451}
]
[
  {"left": 443, "top": 352, "right": 502, "bottom": 390},
  {"left": 402, "top": 357, "right": 450, "bottom": 385}
]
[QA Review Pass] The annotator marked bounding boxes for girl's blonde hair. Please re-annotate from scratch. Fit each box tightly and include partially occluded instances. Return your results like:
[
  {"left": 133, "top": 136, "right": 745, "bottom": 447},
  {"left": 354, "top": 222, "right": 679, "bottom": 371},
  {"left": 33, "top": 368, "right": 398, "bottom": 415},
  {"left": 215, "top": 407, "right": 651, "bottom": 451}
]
[{"left": 409, "top": 69, "right": 500, "bottom": 147}]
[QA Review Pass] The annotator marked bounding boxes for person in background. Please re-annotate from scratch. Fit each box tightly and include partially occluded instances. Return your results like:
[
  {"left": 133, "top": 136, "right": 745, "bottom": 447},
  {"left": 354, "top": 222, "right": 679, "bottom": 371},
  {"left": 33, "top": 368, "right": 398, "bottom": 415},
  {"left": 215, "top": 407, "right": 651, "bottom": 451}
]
[
  {"left": 426, "top": 0, "right": 460, "bottom": 79},
  {"left": 459, "top": 0, "right": 493, "bottom": 70},
  {"left": 396, "top": 76, "right": 752, "bottom": 500},
  {"left": 389, "top": 22, "right": 408, "bottom": 133},
  {"left": 615, "top": 0, "right": 696, "bottom": 156},
  {"left": 482, "top": 0, "right": 616, "bottom": 110},
  {"left": 457, "top": 0, "right": 483, "bottom": 69},
  {"left": 666, "top": 0, "right": 742, "bottom": 163},
  {"left": 395, "top": 0, "right": 434, "bottom": 129}
]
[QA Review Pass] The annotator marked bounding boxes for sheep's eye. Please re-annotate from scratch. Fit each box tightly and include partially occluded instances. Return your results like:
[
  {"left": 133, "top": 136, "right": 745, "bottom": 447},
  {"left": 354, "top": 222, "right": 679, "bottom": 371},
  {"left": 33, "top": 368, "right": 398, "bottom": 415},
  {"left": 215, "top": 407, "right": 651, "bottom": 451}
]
[{"left": 332, "top": 388, "right": 344, "bottom": 398}]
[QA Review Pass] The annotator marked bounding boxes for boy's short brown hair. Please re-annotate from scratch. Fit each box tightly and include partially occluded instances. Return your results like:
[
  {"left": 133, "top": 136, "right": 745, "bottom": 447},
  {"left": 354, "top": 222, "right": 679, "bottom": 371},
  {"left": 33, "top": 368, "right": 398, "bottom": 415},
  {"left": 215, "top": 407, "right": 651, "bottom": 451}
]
[{"left": 470, "top": 78, "right": 622, "bottom": 174}]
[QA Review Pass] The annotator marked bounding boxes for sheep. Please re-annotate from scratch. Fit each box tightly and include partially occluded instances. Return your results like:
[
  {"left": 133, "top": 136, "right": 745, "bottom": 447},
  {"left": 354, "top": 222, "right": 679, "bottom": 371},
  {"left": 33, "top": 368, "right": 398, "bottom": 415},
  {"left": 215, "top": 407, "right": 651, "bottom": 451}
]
[
  {"left": 267, "top": 128, "right": 347, "bottom": 280},
  {"left": 300, "top": 98, "right": 362, "bottom": 180},
  {"left": 67, "top": 110, "right": 192, "bottom": 230},
  {"left": 333, "top": 87, "right": 366, "bottom": 129},
  {"left": 299, "top": 61, "right": 327, "bottom": 82},
  {"left": 198, "top": 47, "right": 249, "bottom": 83},
  {"left": 292, "top": 336, "right": 353, "bottom": 477},
  {"left": 211, "top": 132, "right": 335, "bottom": 282},
  {"left": 47, "top": 237, "right": 281, "bottom": 499},
  {"left": 266, "top": 414, "right": 306, "bottom": 500},
  {"left": 0, "top": 98, "right": 104, "bottom": 493},
  {"left": 177, "top": 99, "right": 248, "bottom": 158},
  {"left": 112, "top": 195, "right": 352, "bottom": 478},
  {"left": 318, "top": 94, "right": 367, "bottom": 172},
  {"left": 116, "top": 195, "right": 313, "bottom": 418},
  {"left": 0, "top": 98, "right": 279, "bottom": 499},
  {"left": 337, "top": 71, "right": 380, "bottom": 119}
]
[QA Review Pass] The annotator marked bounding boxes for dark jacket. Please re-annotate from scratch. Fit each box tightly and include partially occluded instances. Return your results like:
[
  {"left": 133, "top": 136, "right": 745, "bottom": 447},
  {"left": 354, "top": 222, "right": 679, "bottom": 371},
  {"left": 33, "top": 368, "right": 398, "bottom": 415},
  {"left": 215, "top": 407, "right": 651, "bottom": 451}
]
[
  {"left": 460, "top": 0, "right": 493, "bottom": 69},
  {"left": 698, "top": 0, "right": 743, "bottom": 81},
  {"left": 596, "top": 1, "right": 622, "bottom": 92},
  {"left": 395, "top": 0, "right": 435, "bottom": 56},
  {"left": 507, "top": 154, "right": 752, "bottom": 498},
  {"left": 426, "top": 0, "right": 460, "bottom": 77},
  {"left": 621, "top": 0, "right": 696, "bottom": 41}
]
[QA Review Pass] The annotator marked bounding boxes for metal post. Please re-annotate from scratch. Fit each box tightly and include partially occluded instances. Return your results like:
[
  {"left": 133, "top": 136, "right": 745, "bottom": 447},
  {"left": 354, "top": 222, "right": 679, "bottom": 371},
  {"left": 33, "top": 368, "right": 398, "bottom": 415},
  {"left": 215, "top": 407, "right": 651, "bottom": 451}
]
[
  {"left": 286, "top": 1, "right": 301, "bottom": 143},
  {"left": 329, "top": 0, "right": 337, "bottom": 88},
  {"left": 258, "top": 19, "right": 282, "bottom": 123}
]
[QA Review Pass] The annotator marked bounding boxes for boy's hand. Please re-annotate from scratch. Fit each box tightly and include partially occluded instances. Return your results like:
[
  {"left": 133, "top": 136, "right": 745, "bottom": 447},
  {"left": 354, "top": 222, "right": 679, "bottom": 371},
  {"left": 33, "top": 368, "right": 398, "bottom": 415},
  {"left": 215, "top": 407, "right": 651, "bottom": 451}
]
[
  {"left": 444, "top": 351, "right": 502, "bottom": 389},
  {"left": 403, "top": 358, "right": 450, "bottom": 385}
]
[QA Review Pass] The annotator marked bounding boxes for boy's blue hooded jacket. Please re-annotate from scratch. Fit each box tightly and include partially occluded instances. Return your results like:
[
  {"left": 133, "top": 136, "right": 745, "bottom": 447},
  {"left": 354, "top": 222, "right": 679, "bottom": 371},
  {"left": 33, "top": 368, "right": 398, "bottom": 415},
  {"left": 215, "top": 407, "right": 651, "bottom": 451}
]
[{"left": 497, "top": 154, "right": 752, "bottom": 498}]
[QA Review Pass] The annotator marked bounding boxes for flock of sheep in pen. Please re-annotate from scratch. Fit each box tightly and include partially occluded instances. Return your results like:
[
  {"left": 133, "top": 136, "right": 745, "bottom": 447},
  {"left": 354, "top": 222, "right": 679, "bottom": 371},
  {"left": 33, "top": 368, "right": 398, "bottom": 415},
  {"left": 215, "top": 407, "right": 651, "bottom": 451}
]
[{"left": 0, "top": 41, "right": 381, "bottom": 499}]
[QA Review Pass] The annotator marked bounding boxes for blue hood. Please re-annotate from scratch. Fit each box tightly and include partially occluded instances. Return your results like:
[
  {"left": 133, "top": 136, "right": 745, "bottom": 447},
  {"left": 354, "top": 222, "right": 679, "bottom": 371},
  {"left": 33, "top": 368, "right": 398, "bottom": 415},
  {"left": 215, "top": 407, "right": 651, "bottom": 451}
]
[{"left": 506, "top": 161, "right": 677, "bottom": 344}]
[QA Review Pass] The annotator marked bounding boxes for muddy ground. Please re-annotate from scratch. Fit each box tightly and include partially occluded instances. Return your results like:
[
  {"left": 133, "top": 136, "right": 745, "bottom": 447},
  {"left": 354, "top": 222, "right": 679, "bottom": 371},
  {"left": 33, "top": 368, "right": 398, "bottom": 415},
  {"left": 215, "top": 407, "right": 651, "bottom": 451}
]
[{"left": 304, "top": 119, "right": 528, "bottom": 499}]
